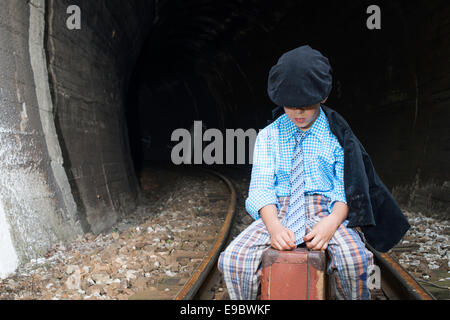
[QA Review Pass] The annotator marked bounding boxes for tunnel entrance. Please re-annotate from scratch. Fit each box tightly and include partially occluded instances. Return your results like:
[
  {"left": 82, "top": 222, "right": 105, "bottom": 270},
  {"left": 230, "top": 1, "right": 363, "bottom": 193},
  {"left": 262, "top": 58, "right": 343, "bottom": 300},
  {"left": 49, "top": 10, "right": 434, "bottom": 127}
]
[{"left": 0, "top": 0, "right": 448, "bottom": 278}]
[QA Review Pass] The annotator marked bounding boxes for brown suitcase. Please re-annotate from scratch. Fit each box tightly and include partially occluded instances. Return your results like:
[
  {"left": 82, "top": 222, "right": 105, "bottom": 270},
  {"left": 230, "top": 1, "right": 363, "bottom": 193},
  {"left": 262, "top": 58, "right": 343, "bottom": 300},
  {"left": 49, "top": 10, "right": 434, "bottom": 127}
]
[{"left": 261, "top": 247, "right": 327, "bottom": 300}]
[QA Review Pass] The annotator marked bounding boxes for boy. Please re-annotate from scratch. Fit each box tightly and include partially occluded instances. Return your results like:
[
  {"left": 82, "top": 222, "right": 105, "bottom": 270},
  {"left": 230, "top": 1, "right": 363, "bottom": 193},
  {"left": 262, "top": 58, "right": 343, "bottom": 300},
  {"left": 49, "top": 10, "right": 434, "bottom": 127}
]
[{"left": 217, "top": 45, "right": 409, "bottom": 300}]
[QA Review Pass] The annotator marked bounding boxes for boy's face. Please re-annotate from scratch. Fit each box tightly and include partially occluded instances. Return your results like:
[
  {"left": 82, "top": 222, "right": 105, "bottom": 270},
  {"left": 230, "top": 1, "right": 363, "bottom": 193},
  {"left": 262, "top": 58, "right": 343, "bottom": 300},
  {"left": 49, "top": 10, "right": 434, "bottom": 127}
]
[{"left": 284, "top": 102, "right": 322, "bottom": 131}]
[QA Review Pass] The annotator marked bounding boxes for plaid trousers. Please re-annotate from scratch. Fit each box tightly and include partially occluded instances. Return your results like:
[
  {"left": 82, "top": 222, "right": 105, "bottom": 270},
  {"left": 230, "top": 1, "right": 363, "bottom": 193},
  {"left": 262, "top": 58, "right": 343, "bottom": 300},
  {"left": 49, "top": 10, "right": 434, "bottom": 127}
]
[{"left": 218, "top": 194, "right": 374, "bottom": 300}]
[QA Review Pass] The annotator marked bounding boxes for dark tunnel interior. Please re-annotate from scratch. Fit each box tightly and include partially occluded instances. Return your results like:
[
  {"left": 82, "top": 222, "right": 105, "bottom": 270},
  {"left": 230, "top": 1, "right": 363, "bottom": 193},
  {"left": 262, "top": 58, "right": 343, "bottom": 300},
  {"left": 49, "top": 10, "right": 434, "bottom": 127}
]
[{"left": 124, "top": 0, "right": 448, "bottom": 202}]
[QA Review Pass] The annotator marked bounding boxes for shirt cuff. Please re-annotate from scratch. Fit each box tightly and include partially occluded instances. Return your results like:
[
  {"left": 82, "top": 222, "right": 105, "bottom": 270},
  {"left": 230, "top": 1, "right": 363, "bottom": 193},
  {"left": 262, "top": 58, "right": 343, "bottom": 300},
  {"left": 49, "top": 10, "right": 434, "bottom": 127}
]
[
  {"left": 245, "top": 190, "right": 279, "bottom": 220},
  {"left": 328, "top": 196, "right": 347, "bottom": 214}
]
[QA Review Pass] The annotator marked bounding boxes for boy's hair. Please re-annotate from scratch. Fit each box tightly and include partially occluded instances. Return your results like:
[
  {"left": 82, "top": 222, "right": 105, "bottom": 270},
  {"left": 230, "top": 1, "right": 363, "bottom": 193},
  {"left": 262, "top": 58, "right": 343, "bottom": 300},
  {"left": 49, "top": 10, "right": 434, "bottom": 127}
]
[{"left": 267, "top": 45, "right": 332, "bottom": 108}]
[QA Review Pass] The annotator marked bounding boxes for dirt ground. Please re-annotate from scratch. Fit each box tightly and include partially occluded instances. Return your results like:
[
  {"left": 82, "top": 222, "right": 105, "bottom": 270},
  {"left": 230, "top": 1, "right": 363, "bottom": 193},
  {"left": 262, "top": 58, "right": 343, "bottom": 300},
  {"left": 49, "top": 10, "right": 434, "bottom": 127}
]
[
  {"left": 0, "top": 164, "right": 448, "bottom": 300},
  {"left": 0, "top": 164, "right": 228, "bottom": 300}
]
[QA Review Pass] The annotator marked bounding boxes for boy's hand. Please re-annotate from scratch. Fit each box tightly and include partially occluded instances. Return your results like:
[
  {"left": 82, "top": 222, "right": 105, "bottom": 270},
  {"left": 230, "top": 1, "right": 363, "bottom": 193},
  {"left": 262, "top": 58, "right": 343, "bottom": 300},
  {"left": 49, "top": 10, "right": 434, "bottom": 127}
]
[
  {"left": 269, "top": 224, "right": 296, "bottom": 251},
  {"left": 304, "top": 201, "right": 349, "bottom": 251},
  {"left": 303, "top": 215, "right": 340, "bottom": 251},
  {"left": 259, "top": 204, "right": 296, "bottom": 251}
]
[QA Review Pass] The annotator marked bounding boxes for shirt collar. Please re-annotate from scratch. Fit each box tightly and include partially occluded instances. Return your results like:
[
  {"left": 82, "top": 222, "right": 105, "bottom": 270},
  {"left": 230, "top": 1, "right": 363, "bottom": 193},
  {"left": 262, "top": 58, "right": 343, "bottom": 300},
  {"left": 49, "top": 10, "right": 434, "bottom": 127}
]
[{"left": 281, "top": 106, "right": 328, "bottom": 143}]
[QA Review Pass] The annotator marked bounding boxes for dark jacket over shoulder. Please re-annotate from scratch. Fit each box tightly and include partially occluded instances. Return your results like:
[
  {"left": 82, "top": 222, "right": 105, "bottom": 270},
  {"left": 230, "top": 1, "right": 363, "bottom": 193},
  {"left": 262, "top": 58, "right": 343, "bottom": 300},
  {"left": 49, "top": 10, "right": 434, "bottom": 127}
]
[{"left": 271, "top": 105, "right": 410, "bottom": 252}]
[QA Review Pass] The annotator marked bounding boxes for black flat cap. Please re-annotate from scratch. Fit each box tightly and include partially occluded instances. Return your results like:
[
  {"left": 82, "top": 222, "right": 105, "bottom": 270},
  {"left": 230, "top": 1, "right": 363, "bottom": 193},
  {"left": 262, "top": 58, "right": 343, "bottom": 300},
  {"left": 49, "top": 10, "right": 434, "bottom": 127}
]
[{"left": 267, "top": 45, "right": 332, "bottom": 107}]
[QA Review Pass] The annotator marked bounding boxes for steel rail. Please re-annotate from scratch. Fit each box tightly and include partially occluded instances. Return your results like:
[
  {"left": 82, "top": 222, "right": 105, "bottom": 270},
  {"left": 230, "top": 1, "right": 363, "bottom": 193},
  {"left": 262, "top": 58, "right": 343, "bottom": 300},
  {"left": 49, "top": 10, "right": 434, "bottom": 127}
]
[
  {"left": 174, "top": 168, "right": 237, "bottom": 300},
  {"left": 367, "top": 244, "right": 436, "bottom": 300}
]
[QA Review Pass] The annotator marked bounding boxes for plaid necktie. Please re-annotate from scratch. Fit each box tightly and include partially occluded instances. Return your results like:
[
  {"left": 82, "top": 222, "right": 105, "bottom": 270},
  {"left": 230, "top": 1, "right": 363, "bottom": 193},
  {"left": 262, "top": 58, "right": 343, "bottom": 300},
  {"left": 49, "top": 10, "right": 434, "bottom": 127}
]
[{"left": 283, "top": 130, "right": 307, "bottom": 245}]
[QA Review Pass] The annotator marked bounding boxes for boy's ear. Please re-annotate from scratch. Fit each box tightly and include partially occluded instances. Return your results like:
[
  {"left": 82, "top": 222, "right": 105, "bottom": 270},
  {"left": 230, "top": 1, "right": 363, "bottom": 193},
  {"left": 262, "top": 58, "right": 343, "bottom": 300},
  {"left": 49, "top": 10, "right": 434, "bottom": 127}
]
[{"left": 321, "top": 96, "right": 328, "bottom": 104}]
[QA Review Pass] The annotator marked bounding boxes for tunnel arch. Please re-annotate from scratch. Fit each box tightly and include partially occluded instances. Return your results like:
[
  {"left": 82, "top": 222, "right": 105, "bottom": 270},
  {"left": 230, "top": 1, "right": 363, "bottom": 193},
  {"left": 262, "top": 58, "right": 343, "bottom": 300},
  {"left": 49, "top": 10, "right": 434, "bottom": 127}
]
[{"left": 0, "top": 0, "right": 448, "bottom": 277}]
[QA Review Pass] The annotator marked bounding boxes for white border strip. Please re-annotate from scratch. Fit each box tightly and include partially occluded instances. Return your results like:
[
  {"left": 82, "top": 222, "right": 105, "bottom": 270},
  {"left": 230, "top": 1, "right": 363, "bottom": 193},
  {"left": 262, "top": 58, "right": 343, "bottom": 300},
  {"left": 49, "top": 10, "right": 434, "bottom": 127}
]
[{"left": 0, "top": 201, "right": 19, "bottom": 279}]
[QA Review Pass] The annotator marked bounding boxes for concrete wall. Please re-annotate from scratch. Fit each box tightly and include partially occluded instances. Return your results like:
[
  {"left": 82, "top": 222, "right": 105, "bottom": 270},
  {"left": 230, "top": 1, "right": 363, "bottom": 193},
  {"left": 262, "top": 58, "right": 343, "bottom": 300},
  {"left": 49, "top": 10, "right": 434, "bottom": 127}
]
[
  {"left": 45, "top": 0, "right": 153, "bottom": 233},
  {"left": 0, "top": 0, "right": 153, "bottom": 278},
  {"left": 0, "top": 0, "right": 82, "bottom": 277}
]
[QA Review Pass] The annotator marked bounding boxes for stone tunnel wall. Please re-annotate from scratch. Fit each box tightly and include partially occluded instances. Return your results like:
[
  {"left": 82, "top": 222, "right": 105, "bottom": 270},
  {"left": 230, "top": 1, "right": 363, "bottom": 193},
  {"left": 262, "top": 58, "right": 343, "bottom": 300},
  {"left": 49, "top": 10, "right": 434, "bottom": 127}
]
[
  {"left": 45, "top": 0, "right": 153, "bottom": 234},
  {"left": 324, "top": 1, "right": 450, "bottom": 217},
  {"left": 0, "top": 0, "right": 153, "bottom": 278}
]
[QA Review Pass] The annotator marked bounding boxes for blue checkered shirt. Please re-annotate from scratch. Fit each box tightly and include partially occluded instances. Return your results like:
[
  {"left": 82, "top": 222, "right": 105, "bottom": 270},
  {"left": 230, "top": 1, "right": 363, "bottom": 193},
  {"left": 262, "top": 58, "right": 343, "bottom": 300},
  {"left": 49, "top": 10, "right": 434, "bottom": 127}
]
[{"left": 245, "top": 106, "right": 347, "bottom": 220}]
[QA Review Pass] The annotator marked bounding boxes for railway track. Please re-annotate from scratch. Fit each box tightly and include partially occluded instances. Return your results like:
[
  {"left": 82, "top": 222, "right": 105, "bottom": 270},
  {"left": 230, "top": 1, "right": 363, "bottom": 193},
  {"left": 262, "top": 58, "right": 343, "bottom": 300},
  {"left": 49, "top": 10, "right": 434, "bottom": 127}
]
[
  {"left": 131, "top": 168, "right": 436, "bottom": 301},
  {"left": 368, "top": 244, "right": 435, "bottom": 300}
]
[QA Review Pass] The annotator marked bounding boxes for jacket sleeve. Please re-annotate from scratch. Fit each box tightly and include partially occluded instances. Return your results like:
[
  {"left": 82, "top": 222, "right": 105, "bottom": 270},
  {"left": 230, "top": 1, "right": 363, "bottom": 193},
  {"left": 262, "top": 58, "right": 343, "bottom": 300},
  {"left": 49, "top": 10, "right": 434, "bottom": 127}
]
[{"left": 245, "top": 130, "right": 278, "bottom": 220}]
